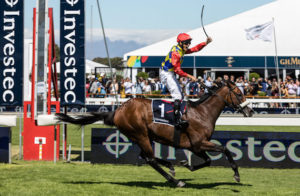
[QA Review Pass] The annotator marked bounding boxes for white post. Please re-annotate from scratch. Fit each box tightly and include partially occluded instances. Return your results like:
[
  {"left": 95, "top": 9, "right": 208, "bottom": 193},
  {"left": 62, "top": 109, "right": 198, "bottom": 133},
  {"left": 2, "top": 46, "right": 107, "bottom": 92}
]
[
  {"left": 81, "top": 126, "right": 84, "bottom": 162},
  {"left": 272, "top": 18, "right": 281, "bottom": 98}
]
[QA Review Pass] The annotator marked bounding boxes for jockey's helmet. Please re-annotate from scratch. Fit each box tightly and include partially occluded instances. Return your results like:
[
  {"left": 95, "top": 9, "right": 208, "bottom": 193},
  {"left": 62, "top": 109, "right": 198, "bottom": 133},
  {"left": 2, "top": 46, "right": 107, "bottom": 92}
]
[{"left": 177, "top": 33, "right": 192, "bottom": 43}]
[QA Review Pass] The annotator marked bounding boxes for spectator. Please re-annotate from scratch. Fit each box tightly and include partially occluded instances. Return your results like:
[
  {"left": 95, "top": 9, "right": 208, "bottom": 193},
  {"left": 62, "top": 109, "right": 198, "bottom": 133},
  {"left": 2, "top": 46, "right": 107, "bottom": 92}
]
[
  {"left": 223, "top": 74, "right": 229, "bottom": 81},
  {"left": 189, "top": 80, "right": 199, "bottom": 97},
  {"left": 266, "top": 79, "right": 272, "bottom": 96},
  {"left": 143, "top": 80, "right": 152, "bottom": 95},
  {"left": 124, "top": 77, "right": 134, "bottom": 98},
  {"left": 286, "top": 79, "right": 297, "bottom": 107},
  {"left": 236, "top": 77, "right": 244, "bottom": 95},
  {"left": 230, "top": 75, "right": 235, "bottom": 83},
  {"left": 250, "top": 77, "right": 259, "bottom": 96},
  {"left": 135, "top": 77, "right": 145, "bottom": 98},
  {"left": 109, "top": 78, "right": 119, "bottom": 97},
  {"left": 89, "top": 77, "right": 98, "bottom": 97}
]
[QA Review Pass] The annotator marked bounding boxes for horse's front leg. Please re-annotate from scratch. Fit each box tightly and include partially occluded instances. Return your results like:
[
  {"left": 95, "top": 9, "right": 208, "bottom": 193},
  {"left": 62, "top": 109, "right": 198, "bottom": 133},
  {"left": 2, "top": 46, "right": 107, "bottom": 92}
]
[
  {"left": 140, "top": 152, "right": 175, "bottom": 177},
  {"left": 180, "top": 151, "right": 211, "bottom": 171},
  {"left": 155, "top": 158, "right": 175, "bottom": 177},
  {"left": 199, "top": 141, "right": 240, "bottom": 182}
]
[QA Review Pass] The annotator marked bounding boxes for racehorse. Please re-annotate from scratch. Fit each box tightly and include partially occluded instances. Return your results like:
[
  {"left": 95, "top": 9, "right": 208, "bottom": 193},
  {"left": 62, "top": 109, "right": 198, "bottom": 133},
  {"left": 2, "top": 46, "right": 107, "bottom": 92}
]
[{"left": 56, "top": 80, "right": 253, "bottom": 187}]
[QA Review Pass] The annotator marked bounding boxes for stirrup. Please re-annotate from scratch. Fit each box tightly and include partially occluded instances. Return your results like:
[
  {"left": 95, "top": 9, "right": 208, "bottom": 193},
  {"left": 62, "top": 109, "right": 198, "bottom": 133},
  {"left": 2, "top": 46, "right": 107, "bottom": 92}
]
[{"left": 175, "top": 120, "right": 189, "bottom": 130}]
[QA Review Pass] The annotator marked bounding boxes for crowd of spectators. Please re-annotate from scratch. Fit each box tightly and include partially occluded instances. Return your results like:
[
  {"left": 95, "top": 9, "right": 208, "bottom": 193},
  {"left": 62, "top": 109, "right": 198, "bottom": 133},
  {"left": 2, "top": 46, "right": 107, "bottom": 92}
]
[{"left": 86, "top": 73, "right": 300, "bottom": 107}]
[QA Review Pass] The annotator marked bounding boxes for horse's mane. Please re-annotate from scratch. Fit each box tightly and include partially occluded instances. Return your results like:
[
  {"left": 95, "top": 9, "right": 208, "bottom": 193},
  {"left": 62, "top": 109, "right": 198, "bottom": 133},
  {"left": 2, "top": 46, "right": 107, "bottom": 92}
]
[{"left": 188, "top": 82, "right": 224, "bottom": 108}]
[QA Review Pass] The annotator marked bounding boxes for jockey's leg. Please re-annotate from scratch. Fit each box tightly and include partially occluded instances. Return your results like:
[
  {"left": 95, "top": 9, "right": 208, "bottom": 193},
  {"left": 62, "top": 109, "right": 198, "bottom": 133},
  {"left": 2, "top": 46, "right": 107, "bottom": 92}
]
[{"left": 174, "top": 99, "right": 189, "bottom": 130}]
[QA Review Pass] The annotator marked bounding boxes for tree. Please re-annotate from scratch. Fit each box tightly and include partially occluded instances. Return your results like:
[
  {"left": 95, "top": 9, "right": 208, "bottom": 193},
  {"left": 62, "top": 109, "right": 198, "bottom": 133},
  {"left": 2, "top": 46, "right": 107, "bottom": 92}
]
[{"left": 92, "top": 57, "right": 123, "bottom": 69}]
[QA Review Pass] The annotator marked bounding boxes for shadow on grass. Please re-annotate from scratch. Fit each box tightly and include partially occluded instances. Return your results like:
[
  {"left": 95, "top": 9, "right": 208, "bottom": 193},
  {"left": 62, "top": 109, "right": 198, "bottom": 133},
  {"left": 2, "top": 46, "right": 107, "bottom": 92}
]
[
  {"left": 65, "top": 179, "right": 251, "bottom": 191},
  {"left": 63, "top": 181, "right": 103, "bottom": 185},
  {"left": 110, "top": 180, "right": 251, "bottom": 190}
]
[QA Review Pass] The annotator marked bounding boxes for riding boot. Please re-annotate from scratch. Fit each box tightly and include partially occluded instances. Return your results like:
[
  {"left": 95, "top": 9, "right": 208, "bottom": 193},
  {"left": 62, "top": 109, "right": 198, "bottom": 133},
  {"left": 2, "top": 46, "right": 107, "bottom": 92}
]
[{"left": 174, "top": 100, "right": 189, "bottom": 130}]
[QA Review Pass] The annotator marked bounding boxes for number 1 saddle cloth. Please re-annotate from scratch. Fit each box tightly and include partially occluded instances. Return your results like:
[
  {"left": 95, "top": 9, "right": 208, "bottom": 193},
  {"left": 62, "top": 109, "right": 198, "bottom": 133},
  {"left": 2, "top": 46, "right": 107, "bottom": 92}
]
[{"left": 151, "top": 100, "right": 187, "bottom": 126}]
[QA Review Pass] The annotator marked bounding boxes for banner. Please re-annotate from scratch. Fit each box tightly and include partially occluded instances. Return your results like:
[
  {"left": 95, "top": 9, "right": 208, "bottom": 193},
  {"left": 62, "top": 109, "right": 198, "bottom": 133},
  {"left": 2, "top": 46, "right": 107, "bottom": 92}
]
[
  {"left": 60, "top": 0, "right": 85, "bottom": 106},
  {"left": 92, "top": 128, "right": 300, "bottom": 168},
  {"left": 0, "top": 0, "right": 24, "bottom": 106},
  {"left": 0, "top": 127, "right": 10, "bottom": 163}
]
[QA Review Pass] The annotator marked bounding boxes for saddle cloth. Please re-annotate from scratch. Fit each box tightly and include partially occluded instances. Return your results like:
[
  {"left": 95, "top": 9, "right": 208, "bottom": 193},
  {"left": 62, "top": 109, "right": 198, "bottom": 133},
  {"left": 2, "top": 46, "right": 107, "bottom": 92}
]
[{"left": 151, "top": 100, "right": 187, "bottom": 126}]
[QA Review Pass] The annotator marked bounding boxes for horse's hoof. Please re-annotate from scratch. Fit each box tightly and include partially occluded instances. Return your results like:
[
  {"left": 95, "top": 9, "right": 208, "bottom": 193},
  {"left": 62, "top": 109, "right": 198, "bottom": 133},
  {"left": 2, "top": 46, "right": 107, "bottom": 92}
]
[
  {"left": 234, "top": 175, "right": 240, "bottom": 183},
  {"left": 169, "top": 169, "right": 176, "bottom": 177},
  {"left": 176, "top": 181, "right": 185, "bottom": 188},
  {"left": 180, "top": 160, "right": 188, "bottom": 166}
]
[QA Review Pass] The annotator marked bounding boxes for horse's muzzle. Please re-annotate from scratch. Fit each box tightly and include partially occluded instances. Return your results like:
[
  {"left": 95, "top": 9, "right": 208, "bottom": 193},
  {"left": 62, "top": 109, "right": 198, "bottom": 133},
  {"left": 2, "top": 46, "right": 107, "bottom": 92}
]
[{"left": 239, "top": 100, "right": 253, "bottom": 117}]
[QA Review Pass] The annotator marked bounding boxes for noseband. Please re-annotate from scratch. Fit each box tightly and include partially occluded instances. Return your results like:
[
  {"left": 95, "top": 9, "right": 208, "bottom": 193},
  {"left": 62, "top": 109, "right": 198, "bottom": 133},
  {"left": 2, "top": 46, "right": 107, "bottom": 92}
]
[
  {"left": 226, "top": 86, "right": 249, "bottom": 112},
  {"left": 203, "top": 82, "right": 249, "bottom": 112}
]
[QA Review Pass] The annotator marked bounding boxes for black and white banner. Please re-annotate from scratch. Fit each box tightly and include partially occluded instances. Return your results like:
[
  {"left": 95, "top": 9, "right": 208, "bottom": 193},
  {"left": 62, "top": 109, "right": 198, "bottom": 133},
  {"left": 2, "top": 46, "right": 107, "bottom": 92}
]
[
  {"left": 92, "top": 128, "right": 300, "bottom": 168},
  {"left": 0, "top": 127, "right": 10, "bottom": 163},
  {"left": 60, "top": 0, "right": 85, "bottom": 106},
  {"left": 0, "top": 0, "right": 23, "bottom": 106}
]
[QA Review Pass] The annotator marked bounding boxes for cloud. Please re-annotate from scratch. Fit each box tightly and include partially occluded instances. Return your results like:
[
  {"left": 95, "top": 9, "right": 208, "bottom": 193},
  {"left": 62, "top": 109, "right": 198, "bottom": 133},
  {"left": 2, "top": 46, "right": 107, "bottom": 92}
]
[
  {"left": 24, "top": 27, "right": 187, "bottom": 46},
  {"left": 85, "top": 28, "right": 186, "bottom": 45}
]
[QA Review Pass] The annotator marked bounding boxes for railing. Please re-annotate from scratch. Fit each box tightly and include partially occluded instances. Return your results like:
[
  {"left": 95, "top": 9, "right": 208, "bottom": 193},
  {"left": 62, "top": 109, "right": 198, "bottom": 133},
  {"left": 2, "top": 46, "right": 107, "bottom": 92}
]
[{"left": 84, "top": 93, "right": 300, "bottom": 108}]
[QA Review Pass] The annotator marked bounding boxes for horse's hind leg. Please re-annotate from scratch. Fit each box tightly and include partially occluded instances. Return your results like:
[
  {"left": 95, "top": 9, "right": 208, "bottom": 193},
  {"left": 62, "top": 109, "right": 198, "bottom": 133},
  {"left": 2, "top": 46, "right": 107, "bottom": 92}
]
[
  {"left": 200, "top": 141, "right": 240, "bottom": 182},
  {"left": 180, "top": 151, "right": 211, "bottom": 171},
  {"left": 138, "top": 140, "right": 184, "bottom": 187}
]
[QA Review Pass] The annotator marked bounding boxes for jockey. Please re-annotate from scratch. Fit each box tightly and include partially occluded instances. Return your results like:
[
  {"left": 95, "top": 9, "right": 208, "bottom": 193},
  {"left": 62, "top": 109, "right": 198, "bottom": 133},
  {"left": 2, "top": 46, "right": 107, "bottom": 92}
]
[{"left": 160, "top": 33, "right": 212, "bottom": 129}]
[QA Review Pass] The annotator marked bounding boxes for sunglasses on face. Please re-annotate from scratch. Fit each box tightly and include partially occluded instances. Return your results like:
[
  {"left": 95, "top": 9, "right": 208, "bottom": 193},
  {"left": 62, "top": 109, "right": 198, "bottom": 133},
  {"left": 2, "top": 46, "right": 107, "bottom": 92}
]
[{"left": 182, "top": 40, "right": 191, "bottom": 45}]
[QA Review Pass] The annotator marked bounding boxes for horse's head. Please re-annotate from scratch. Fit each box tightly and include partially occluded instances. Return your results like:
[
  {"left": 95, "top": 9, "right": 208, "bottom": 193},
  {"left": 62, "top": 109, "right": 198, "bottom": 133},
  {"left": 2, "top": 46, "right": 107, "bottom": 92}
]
[{"left": 223, "top": 80, "right": 253, "bottom": 117}]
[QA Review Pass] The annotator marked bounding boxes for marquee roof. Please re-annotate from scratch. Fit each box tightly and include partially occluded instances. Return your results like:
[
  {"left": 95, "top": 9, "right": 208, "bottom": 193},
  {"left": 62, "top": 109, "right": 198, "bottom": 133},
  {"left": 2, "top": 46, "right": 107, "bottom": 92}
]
[{"left": 124, "top": 0, "right": 300, "bottom": 60}]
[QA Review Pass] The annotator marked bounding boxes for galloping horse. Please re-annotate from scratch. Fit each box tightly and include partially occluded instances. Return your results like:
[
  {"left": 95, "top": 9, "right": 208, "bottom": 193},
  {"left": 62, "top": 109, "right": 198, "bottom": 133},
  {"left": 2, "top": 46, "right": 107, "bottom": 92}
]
[{"left": 56, "top": 80, "right": 253, "bottom": 187}]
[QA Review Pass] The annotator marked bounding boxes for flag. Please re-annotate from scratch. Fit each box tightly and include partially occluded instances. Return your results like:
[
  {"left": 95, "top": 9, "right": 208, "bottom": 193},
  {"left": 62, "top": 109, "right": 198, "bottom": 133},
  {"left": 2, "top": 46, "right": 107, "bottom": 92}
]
[{"left": 245, "top": 21, "right": 274, "bottom": 42}]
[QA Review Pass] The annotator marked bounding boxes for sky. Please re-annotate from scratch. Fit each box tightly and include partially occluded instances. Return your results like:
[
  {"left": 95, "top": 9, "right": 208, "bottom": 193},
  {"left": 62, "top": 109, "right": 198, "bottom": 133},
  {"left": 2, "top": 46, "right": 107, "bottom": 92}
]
[{"left": 24, "top": 0, "right": 275, "bottom": 57}]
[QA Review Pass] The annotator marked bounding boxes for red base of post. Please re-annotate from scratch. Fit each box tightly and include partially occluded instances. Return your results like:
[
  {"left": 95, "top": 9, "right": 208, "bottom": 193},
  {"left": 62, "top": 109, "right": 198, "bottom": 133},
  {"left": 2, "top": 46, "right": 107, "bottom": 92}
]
[{"left": 23, "top": 101, "right": 60, "bottom": 161}]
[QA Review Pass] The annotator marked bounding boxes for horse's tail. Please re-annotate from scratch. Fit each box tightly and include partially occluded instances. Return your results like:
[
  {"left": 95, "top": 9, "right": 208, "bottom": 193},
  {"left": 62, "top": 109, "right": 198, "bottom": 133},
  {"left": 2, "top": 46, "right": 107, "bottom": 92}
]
[{"left": 55, "top": 111, "right": 115, "bottom": 126}]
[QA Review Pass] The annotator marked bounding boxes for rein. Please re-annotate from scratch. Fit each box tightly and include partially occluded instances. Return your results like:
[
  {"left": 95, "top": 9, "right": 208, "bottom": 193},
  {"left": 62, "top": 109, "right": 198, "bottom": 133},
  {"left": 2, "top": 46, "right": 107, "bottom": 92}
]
[{"left": 201, "top": 82, "right": 247, "bottom": 112}]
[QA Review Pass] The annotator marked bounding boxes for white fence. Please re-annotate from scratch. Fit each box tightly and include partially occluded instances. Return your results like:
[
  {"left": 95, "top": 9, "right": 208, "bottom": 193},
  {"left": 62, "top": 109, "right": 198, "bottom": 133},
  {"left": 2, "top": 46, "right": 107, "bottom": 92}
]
[{"left": 85, "top": 97, "right": 300, "bottom": 108}]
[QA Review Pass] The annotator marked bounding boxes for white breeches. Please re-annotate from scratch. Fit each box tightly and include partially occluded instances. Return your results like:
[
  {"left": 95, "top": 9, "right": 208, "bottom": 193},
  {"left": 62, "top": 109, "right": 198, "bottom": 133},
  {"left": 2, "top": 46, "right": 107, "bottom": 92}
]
[{"left": 160, "top": 70, "right": 183, "bottom": 100}]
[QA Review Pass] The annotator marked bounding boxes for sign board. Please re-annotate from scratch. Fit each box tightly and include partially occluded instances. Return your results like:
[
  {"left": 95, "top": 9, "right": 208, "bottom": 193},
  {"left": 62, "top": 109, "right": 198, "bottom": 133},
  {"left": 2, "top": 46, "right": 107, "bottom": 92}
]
[
  {"left": 0, "top": 0, "right": 24, "bottom": 106},
  {"left": 91, "top": 128, "right": 300, "bottom": 168},
  {"left": 60, "top": 0, "right": 85, "bottom": 106},
  {"left": 0, "top": 127, "right": 10, "bottom": 163}
]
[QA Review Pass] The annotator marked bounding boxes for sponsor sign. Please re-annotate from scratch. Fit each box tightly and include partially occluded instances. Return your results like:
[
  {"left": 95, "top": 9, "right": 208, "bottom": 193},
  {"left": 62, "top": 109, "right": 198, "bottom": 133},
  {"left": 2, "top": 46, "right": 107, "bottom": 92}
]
[
  {"left": 0, "top": 127, "right": 10, "bottom": 163},
  {"left": 0, "top": 0, "right": 24, "bottom": 106},
  {"left": 92, "top": 128, "right": 300, "bottom": 168},
  {"left": 60, "top": 0, "right": 85, "bottom": 106},
  {"left": 128, "top": 56, "right": 300, "bottom": 69}
]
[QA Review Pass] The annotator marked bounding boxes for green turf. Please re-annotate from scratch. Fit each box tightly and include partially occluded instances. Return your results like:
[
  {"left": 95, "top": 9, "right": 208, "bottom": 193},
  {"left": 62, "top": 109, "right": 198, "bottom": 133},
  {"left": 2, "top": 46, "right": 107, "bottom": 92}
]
[
  {"left": 0, "top": 161, "right": 299, "bottom": 196},
  {"left": 3, "top": 118, "right": 300, "bottom": 195}
]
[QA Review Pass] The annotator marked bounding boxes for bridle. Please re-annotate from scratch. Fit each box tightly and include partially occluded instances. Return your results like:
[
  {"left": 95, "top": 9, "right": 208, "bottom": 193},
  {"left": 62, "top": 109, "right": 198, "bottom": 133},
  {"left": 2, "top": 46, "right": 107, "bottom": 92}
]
[
  {"left": 202, "top": 82, "right": 250, "bottom": 113},
  {"left": 226, "top": 85, "right": 250, "bottom": 112}
]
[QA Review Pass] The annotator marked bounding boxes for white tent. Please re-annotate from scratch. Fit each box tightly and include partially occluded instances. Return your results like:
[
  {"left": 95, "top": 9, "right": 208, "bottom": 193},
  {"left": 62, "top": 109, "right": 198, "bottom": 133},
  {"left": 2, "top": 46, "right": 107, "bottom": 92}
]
[
  {"left": 55, "top": 59, "right": 113, "bottom": 74},
  {"left": 124, "top": 0, "right": 300, "bottom": 59}
]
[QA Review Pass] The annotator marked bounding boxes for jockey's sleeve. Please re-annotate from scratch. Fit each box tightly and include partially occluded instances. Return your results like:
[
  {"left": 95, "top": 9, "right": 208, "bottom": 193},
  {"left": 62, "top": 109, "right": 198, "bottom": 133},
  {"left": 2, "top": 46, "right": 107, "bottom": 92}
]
[
  {"left": 172, "top": 51, "right": 188, "bottom": 77},
  {"left": 185, "top": 42, "right": 207, "bottom": 54}
]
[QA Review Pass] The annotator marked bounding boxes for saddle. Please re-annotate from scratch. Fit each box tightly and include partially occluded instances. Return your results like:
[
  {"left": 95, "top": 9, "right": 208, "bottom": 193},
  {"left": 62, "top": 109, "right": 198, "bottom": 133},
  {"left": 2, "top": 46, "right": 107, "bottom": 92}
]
[{"left": 151, "top": 100, "right": 187, "bottom": 126}]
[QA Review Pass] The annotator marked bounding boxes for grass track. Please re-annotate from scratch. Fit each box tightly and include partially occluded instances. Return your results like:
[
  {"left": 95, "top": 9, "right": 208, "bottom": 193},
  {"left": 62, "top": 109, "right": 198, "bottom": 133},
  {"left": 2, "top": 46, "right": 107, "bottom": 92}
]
[
  {"left": 0, "top": 161, "right": 300, "bottom": 196},
  {"left": 4, "top": 119, "right": 300, "bottom": 195}
]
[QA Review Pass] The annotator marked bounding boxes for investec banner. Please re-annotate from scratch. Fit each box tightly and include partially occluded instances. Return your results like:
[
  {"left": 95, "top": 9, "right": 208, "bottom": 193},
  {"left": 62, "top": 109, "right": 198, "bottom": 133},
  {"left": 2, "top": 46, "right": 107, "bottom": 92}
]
[
  {"left": 92, "top": 128, "right": 300, "bottom": 168},
  {"left": 0, "top": 0, "right": 23, "bottom": 106},
  {"left": 0, "top": 127, "right": 10, "bottom": 163},
  {"left": 60, "top": 0, "right": 85, "bottom": 106}
]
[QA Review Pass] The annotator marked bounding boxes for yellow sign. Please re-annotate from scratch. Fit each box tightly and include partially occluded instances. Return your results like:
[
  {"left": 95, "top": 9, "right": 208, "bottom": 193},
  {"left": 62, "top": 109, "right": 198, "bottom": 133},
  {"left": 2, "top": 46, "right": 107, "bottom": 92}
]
[{"left": 280, "top": 57, "right": 300, "bottom": 66}]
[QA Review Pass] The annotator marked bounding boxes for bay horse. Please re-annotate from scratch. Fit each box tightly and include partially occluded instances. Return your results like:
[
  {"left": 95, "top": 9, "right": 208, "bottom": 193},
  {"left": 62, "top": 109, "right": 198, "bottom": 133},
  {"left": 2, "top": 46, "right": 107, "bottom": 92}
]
[{"left": 56, "top": 80, "right": 253, "bottom": 187}]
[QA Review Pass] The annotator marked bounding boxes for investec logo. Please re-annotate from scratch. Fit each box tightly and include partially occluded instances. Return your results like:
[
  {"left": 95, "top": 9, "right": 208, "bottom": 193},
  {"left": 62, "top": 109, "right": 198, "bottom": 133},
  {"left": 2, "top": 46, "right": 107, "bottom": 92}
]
[
  {"left": 103, "top": 132, "right": 300, "bottom": 163},
  {"left": 1, "top": 0, "right": 20, "bottom": 103},
  {"left": 210, "top": 138, "right": 300, "bottom": 162},
  {"left": 62, "top": 0, "right": 81, "bottom": 103}
]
